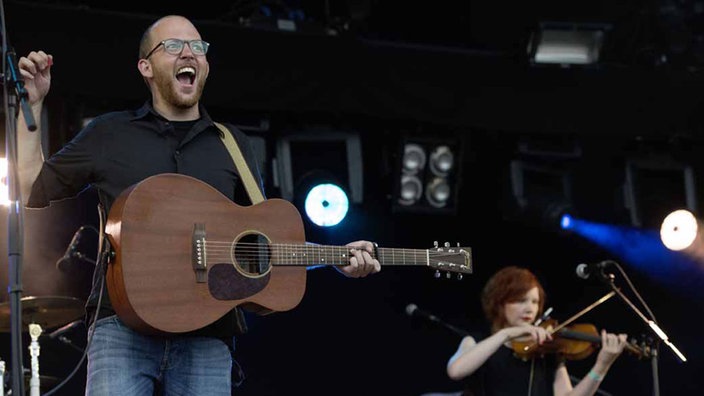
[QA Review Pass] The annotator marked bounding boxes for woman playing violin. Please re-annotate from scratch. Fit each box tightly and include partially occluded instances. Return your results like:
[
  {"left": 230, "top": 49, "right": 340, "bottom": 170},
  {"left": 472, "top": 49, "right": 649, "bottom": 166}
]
[{"left": 446, "top": 266, "right": 628, "bottom": 396}]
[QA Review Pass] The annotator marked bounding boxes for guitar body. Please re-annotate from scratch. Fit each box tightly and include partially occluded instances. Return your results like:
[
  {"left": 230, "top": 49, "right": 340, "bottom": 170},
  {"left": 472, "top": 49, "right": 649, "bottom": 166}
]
[{"left": 106, "top": 173, "right": 307, "bottom": 335}]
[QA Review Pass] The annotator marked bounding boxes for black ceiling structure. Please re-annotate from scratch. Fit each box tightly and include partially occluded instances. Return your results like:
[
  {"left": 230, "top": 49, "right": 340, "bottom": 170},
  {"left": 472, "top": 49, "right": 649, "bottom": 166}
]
[{"left": 5, "top": 0, "right": 704, "bottom": 140}]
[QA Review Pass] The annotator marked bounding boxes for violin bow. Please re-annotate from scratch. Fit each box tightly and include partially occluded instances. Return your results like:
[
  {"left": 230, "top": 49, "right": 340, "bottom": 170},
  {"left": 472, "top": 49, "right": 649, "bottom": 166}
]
[
  {"left": 521, "top": 290, "right": 616, "bottom": 353},
  {"left": 550, "top": 290, "right": 617, "bottom": 334}
]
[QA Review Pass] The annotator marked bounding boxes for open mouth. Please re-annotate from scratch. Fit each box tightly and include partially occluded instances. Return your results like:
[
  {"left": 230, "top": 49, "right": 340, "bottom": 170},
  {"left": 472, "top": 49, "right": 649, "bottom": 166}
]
[{"left": 176, "top": 66, "right": 196, "bottom": 86}]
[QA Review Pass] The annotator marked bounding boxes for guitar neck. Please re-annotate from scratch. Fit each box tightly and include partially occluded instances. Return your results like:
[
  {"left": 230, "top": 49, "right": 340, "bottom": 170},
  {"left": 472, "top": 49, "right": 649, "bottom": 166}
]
[{"left": 272, "top": 244, "right": 429, "bottom": 267}]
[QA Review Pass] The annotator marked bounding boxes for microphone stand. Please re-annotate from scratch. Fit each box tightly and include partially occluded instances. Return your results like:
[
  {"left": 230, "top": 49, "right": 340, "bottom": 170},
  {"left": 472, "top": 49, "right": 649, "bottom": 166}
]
[
  {"left": 435, "top": 319, "right": 471, "bottom": 338},
  {"left": 596, "top": 270, "right": 687, "bottom": 396},
  {"left": 2, "top": 2, "right": 38, "bottom": 393},
  {"left": 407, "top": 304, "right": 471, "bottom": 337},
  {"left": 415, "top": 308, "right": 615, "bottom": 396}
]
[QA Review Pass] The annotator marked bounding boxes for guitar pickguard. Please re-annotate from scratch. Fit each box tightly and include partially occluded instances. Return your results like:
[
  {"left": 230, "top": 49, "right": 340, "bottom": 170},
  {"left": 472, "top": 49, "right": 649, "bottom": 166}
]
[
  {"left": 209, "top": 264, "right": 270, "bottom": 300},
  {"left": 208, "top": 232, "right": 272, "bottom": 300}
]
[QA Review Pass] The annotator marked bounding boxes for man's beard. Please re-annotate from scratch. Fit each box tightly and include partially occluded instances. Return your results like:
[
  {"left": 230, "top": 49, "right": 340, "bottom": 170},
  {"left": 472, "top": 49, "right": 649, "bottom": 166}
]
[{"left": 153, "top": 67, "right": 206, "bottom": 108}]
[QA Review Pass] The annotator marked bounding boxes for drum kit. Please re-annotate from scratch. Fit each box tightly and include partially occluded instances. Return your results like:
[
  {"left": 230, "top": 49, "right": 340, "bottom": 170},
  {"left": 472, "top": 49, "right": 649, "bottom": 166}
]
[
  {"left": 0, "top": 296, "right": 84, "bottom": 333},
  {"left": 0, "top": 295, "right": 86, "bottom": 395},
  {"left": 0, "top": 220, "right": 96, "bottom": 395}
]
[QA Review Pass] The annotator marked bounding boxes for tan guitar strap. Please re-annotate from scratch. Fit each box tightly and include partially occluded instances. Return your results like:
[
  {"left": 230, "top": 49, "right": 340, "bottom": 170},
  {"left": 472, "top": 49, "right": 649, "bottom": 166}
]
[{"left": 214, "top": 122, "right": 266, "bottom": 204}]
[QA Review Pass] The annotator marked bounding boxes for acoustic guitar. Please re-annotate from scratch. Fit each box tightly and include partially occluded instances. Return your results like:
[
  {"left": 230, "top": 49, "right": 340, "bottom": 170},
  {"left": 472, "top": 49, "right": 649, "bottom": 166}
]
[{"left": 105, "top": 173, "right": 472, "bottom": 335}]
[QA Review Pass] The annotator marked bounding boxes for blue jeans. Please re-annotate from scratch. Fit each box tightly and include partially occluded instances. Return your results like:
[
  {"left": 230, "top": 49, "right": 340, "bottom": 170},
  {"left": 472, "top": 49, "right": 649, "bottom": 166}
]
[{"left": 85, "top": 315, "right": 233, "bottom": 396}]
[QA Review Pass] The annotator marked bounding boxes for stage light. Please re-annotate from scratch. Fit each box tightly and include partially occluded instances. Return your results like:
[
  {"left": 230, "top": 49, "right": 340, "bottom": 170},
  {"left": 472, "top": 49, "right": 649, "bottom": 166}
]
[
  {"left": 425, "top": 177, "right": 451, "bottom": 208},
  {"left": 303, "top": 183, "right": 349, "bottom": 227},
  {"left": 528, "top": 22, "right": 609, "bottom": 65},
  {"left": 660, "top": 209, "right": 699, "bottom": 251},
  {"left": 510, "top": 158, "right": 577, "bottom": 232},
  {"left": 397, "top": 143, "right": 427, "bottom": 206},
  {"left": 398, "top": 175, "right": 423, "bottom": 206},
  {"left": 428, "top": 145, "right": 454, "bottom": 176},
  {"left": 537, "top": 200, "right": 575, "bottom": 232},
  {"left": 275, "top": 127, "right": 363, "bottom": 227},
  {"left": 393, "top": 138, "right": 461, "bottom": 214},
  {"left": 560, "top": 213, "right": 574, "bottom": 231},
  {"left": 507, "top": 135, "right": 583, "bottom": 232},
  {"left": 624, "top": 158, "right": 697, "bottom": 229},
  {"left": 402, "top": 143, "right": 426, "bottom": 174}
]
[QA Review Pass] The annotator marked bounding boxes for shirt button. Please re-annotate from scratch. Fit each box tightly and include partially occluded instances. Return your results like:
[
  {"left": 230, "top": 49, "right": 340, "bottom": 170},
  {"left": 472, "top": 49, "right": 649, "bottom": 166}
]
[{"left": 175, "top": 150, "right": 181, "bottom": 156}]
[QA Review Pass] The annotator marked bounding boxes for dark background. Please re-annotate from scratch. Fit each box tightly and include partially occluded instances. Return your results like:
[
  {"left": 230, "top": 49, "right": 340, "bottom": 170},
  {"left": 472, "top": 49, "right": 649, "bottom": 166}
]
[{"left": 0, "top": 1, "right": 702, "bottom": 395}]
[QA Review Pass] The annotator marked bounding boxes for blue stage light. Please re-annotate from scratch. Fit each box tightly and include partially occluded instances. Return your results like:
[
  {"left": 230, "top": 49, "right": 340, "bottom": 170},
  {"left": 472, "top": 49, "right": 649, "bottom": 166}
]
[
  {"left": 560, "top": 213, "right": 573, "bottom": 230},
  {"left": 303, "top": 183, "right": 349, "bottom": 227}
]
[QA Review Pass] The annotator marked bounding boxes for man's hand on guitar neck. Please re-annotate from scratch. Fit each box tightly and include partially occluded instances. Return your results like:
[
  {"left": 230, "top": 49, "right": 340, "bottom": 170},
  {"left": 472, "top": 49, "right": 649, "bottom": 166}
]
[{"left": 336, "top": 240, "right": 381, "bottom": 278}]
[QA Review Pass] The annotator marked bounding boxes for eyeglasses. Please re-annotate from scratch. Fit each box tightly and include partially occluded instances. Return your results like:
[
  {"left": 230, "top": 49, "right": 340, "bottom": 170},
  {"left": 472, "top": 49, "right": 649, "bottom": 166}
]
[{"left": 144, "top": 38, "right": 210, "bottom": 59}]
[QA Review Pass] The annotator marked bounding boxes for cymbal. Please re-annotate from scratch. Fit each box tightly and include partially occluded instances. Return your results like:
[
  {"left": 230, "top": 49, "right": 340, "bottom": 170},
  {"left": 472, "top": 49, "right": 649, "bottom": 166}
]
[{"left": 0, "top": 296, "right": 85, "bottom": 332}]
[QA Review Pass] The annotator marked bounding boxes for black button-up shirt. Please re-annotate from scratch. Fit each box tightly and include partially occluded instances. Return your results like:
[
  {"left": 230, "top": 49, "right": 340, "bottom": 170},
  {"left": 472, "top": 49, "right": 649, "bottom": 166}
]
[{"left": 28, "top": 101, "right": 263, "bottom": 339}]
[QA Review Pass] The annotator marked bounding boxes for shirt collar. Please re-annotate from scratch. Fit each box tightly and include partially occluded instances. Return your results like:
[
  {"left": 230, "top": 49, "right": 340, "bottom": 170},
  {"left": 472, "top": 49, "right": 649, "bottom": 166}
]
[{"left": 131, "top": 101, "right": 214, "bottom": 125}]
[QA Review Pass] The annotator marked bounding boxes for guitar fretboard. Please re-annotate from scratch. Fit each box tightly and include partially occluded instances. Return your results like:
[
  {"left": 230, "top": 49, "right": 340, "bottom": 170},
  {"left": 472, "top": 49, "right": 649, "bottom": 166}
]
[
  {"left": 202, "top": 240, "right": 471, "bottom": 274},
  {"left": 271, "top": 244, "right": 430, "bottom": 267}
]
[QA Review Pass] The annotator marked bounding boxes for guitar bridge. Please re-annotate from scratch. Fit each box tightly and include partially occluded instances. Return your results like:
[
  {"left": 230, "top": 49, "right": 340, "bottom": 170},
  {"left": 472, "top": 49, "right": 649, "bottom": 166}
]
[{"left": 192, "top": 223, "right": 207, "bottom": 283}]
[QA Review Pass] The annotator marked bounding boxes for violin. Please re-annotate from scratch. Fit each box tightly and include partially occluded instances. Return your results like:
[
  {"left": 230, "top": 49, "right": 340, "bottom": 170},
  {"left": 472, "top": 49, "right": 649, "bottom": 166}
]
[{"left": 511, "top": 318, "right": 653, "bottom": 361}]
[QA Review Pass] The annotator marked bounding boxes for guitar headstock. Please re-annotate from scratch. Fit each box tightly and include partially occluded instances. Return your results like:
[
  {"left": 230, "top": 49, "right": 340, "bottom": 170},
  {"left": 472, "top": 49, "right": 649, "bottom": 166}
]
[{"left": 428, "top": 242, "right": 472, "bottom": 278}]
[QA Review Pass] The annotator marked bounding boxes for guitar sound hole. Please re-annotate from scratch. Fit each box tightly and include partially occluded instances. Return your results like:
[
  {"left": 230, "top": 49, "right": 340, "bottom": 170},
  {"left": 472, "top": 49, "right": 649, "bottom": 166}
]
[{"left": 233, "top": 233, "right": 272, "bottom": 276}]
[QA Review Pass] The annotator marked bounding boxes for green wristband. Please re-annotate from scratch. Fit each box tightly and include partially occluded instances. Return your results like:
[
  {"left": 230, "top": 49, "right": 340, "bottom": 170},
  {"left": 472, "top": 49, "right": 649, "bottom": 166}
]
[{"left": 588, "top": 370, "right": 604, "bottom": 382}]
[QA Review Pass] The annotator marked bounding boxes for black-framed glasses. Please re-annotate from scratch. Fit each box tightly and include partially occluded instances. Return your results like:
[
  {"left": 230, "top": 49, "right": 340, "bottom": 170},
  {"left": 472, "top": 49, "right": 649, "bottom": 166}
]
[{"left": 144, "top": 38, "right": 210, "bottom": 59}]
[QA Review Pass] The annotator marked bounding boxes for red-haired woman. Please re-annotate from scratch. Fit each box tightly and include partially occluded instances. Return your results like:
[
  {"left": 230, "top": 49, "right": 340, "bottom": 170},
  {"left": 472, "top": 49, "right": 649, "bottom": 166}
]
[{"left": 446, "top": 266, "right": 628, "bottom": 396}]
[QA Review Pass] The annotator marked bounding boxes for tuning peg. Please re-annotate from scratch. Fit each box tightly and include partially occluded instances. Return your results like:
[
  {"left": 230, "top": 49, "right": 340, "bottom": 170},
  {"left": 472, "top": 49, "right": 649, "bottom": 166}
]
[
  {"left": 434, "top": 270, "right": 441, "bottom": 279},
  {"left": 457, "top": 273, "right": 463, "bottom": 280},
  {"left": 444, "top": 242, "right": 450, "bottom": 248}
]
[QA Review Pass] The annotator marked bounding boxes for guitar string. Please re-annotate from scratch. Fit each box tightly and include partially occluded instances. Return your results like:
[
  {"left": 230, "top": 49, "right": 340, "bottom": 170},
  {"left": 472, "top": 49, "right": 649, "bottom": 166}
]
[
  {"left": 199, "top": 247, "right": 465, "bottom": 260},
  {"left": 198, "top": 250, "right": 464, "bottom": 258},
  {"left": 199, "top": 243, "right": 466, "bottom": 256},
  {"left": 200, "top": 241, "right": 466, "bottom": 247},
  {"left": 200, "top": 241, "right": 466, "bottom": 249},
  {"left": 193, "top": 242, "right": 468, "bottom": 267},
  {"left": 199, "top": 242, "right": 467, "bottom": 254}
]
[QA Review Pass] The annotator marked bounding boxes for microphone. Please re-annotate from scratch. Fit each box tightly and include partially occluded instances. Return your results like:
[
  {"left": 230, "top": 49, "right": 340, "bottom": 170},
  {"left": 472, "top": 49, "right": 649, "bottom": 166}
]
[
  {"left": 575, "top": 261, "right": 613, "bottom": 280},
  {"left": 406, "top": 303, "right": 441, "bottom": 322},
  {"left": 47, "top": 320, "right": 83, "bottom": 340},
  {"left": 405, "top": 303, "right": 470, "bottom": 337},
  {"left": 56, "top": 228, "right": 83, "bottom": 271}
]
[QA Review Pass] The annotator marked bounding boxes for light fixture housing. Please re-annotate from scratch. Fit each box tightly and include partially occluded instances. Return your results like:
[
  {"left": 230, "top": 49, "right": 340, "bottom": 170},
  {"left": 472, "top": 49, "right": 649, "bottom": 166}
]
[
  {"left": 528, "top": 22, "right": 609, "bottom": 66},
  {"left": 275, "top": 127, "right": 363, "bottom": 205},
  {"left": 624, "top": 158, "right": 697, "bottom": 229},
  {"left": 393, "top": 137, "right": 461, "bottom": 214}
]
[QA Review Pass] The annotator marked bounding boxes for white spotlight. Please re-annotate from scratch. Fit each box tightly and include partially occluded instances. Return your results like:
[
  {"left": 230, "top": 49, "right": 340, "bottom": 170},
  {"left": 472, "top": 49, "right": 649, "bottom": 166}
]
[
  {"left": 660, "top": 209, "right": 699, "bottom": 251},
  {"left": 304, "top": 183, "right": 349, "bottom": 227}
]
